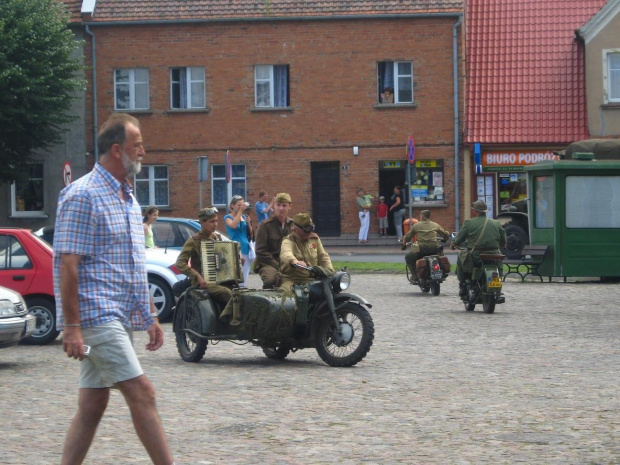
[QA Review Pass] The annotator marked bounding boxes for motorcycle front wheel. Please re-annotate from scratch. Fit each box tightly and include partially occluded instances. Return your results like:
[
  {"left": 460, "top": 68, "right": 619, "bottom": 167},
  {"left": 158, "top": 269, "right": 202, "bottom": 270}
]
[
  {"left": 175, "top": 303, "right": 208, "bottom": 362},
  {"left": 482, "top": 293, "right": 496, "bottom": 314},
  {"left": 262, "top": 344, "right": 291, "bottom": 360},
  {"left": 315, "top": 303, "right": 374, "bottom": 367}
]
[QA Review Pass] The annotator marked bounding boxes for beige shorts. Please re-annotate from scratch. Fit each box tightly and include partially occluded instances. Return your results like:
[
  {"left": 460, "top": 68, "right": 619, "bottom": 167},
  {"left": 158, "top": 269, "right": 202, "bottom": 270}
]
[{"left": 79, "top": 320, "right": 143, "bottom": 389}]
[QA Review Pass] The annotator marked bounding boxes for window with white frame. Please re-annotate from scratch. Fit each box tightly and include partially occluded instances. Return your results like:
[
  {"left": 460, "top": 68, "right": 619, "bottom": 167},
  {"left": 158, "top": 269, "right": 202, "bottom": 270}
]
[
  {"left": 604, "top": 50, "right": 620, "bottom": 103},
  {"left": 211, "top": 164, "right": 246, "bottom": 206},
  {"left": 170, "top": 67, "right": 206, "bottom": 109},
  {"left": 254, "top": 65, "right": 289, "bottom": 108},
  {"left": 114, "top": 68, "right": 149, "bottom": 110},
  {"left": 134, "top": 165, "right": 169, "bottom": 207},
  {"left": 11, "top": 162, "right": 44, "bottom": 217},
  {"left": 377, "top": 61, "right": 414, "bottom": 104}
]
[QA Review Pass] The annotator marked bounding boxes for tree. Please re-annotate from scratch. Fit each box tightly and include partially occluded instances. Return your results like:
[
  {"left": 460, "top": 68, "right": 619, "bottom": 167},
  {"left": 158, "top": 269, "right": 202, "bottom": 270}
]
[{"left": 0, "top": 0, "right": 85, "bottom": 183}]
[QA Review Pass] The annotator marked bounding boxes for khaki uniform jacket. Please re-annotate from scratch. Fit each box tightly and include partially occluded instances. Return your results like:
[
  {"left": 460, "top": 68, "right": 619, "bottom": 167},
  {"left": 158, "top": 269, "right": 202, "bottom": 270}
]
[
  {"left": 453, "top": 215, "right": 507, "bottom": 256},
  {"left": 175, "top": 230, "right": 224, "bottom": 286},
  {"left": 254, "top": 216, "right": 295, "bottom": 271},
  {"left": 280, "top": 231, "right": 334, "bottom": 284},
  {"left": 403, "top": 219, "right": 450, "bottom": 248}
]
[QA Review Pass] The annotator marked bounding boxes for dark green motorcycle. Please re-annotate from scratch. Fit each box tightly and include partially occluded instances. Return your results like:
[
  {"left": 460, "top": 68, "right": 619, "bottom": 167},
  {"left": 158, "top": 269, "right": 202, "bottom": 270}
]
[{"left": 173, "top": 266, "right": 374, "bottom": 367}]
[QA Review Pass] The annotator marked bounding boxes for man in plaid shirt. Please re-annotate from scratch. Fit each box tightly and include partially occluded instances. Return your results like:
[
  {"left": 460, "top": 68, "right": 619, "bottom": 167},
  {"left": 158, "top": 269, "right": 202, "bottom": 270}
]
[{"left": 53, "top": 113, "right": 175, "bottom": 465}]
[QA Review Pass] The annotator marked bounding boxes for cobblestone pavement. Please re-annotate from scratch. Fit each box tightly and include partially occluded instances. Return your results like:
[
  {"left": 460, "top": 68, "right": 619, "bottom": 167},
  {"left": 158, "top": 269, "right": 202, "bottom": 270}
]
[{"left": 1, "top": 274, "right": 619, "bottom": 464}]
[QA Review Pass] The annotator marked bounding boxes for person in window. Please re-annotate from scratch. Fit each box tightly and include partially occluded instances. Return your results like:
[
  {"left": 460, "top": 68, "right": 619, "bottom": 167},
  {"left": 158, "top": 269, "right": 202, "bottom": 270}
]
[
  {"left": 279, "top": 213, "right": 334, "bottom": 293},
  {"left": 225, "top": 195, "right": 253, "bottom": 287},
  {"left": 142, "top": 205, "right": 159, "bottom": 248},
  {"left": 381, "top": 87, "right": 394, "bottom": 104},
  {"left": 390, "top": 185, "right": 406, "bottom": 243},
  {"left": 175, "top": 206, "right": 233, "bottom": 309}
]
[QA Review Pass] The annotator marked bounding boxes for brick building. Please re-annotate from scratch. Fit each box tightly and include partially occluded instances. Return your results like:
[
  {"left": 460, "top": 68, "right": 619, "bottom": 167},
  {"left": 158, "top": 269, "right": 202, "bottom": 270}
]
[{"left": 73, "top": 0, "right": 464, "bottom": 236}]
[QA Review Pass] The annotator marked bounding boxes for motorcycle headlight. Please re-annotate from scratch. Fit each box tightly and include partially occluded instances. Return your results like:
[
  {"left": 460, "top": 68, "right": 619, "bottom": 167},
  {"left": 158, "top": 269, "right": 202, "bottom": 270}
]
[{"left": 333, "top": 272, "right": 351, "bottom": 291}]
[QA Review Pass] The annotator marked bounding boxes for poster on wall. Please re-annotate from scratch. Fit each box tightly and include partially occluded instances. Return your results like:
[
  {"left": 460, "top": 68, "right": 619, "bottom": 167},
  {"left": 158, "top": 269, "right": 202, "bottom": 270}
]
[
  {"left": 433, "top": 172, "right": 443, "bottom": 187},
  {"left": 485, "top": 177, "right": 494, "bottom": 195},
  {"left": 477, "top": 177, "right": 485, "bottom": 196}
]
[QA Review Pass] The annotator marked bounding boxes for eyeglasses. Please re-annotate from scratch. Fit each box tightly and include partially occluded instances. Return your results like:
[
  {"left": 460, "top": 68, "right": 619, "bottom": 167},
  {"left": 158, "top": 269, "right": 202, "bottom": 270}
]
[
  {"left": 199, "top": 207, "right": 218, "bottom": 220},
  {"left": 294, "top": 222, "right": 315, "bottom": 233},
  {"left": 231, "top": 195, "right": 243, "bottom": 202}
]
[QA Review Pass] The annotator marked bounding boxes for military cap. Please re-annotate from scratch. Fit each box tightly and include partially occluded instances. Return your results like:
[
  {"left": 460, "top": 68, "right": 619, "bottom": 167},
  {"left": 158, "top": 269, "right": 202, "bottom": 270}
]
[
  {"left": 471, "top": 200, "right": 487, "bottom": 212},
  {"left": 274, "top": 192, "right": 292, "bottom": 204},
  {"left": 198, "top": 206, "right": 218, "bottom": 220},
  {"left": 293, "top": 212, "right": 313, "bottom": 228}
]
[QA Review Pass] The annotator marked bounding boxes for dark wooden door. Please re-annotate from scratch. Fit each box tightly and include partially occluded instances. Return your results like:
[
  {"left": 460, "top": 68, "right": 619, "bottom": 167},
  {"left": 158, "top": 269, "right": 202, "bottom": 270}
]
[{"left": 311, "top": 161, "right": 340, "bottom": 236}]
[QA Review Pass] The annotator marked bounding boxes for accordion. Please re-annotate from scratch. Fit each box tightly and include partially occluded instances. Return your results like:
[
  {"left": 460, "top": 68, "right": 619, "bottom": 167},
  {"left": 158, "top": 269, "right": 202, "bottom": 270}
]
[{"left": 199, "top": 241, "right": 243, "bottom": 284}]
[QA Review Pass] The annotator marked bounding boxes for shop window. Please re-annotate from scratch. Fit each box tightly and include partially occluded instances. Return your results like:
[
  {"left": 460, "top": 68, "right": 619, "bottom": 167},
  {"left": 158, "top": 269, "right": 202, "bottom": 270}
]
[
  {"left": 498, "top": 173, "right": 527, "bottom": 211},
  {"left": 211, "top": 164, "right": 246, "bottom": 206},
  {"left": 377, "top": 61, "right": 414, "bottom": 104},
  {"left": 534, "top": 176, "right": 554, "bottom": 228},
  {"left": 254, "top": 65, "right": 289, "bottom": 108},
  {"left": 134, "top": 165, "right": 169, "bottom": 207},
  {"left": 566, "top": 176, "right": 620, "bottom": 228},
  {"left": 170, "top": 67, "right": 205, "bottom": 109},
  {"left": 409, "top": 160, "right": 444, "bottom": 203},
  {"left": 11, "top": 162, "right": 44, "bottom": 217},
  {"left": 114, "top": 68, "right": 149, "bottom": 110}
]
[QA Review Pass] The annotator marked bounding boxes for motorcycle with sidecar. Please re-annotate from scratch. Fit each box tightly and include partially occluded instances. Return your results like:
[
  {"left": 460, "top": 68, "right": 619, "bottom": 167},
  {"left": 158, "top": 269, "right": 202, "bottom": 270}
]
[{"left": 173, "top": 265, "right": 374, "bottom": 367}]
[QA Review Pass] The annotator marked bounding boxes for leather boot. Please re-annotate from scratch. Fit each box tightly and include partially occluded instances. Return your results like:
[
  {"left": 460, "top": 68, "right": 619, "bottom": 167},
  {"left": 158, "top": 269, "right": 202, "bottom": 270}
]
[{"left": 458, "top": 282, "right": 467, "bottom": 298}]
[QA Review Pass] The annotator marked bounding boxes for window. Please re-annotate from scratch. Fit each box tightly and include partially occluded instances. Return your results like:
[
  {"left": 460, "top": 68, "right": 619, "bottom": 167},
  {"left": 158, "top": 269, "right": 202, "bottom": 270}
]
[
  {"left": 534, "top": 176, "right": 554, "bottom": 229},
  {"left": 114, "top": 68, "right": 149, "bottom": 110},
  {"left": 11, "top": 162, "right": 44, "bottom": 217},
  {"left": 134, "top": 165, "right": 169, "bottom": 207},
  {"left": 211, "top": 164, "right": 246, "bottom": 206},
  {"left": 409, "top": 160, "right": 444, "bottom": 203},
  {"left": 254, "top": 65, "right": 289, "bottom": 108},
  {"left": 151, "top": 221, "right": 199, "bottom": 248},
  {"left": 170, "top": 67, "right": 206, "bottom": 109},
  {"left": 0, "top": 235, "right": 33, "bottom": 269},
  {"left": 566, "top": 176, "right": 620, "bottom": 228},
  {"left": 378, "top": 61, "right": 413, "bottom": 104},
  {"left": 604, "top": 50, "right": 620, "bottom": 103}
]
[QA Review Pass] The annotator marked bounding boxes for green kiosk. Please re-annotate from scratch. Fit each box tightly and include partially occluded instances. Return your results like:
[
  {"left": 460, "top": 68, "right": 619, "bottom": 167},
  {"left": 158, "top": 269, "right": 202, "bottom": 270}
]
[{"left": 525, "top": 152, "right": 620, "bottom": 279}]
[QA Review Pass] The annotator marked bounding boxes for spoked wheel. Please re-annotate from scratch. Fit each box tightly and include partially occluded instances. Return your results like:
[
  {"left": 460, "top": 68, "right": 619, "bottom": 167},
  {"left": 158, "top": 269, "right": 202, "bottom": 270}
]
[
  {"left": 315, "top": 303, "right": 374, "bottom": 367},
  {"left": 175, "top": 303, "right": 208, "bottom": 362},
  {"left": 262, "top": 344, "right": 291, "bottom": 360},
  {"left": 431, "top": 281, "right": 440, "bottom": 296},
  {"left": 482, "top": 293, "right": 496, "bottom": 314}
]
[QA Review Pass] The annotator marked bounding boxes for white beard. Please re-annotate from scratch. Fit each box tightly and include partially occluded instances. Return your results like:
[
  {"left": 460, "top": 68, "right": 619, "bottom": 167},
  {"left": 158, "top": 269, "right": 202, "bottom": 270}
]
[{"left": 122, "top": 150, "right": 141, "bottom": 176}]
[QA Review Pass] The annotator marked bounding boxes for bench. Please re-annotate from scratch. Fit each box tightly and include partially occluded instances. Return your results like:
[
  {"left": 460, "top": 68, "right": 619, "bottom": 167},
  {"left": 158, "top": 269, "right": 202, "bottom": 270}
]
[{"left": 502, "top": 245, "right": 549, "bottom": 282}]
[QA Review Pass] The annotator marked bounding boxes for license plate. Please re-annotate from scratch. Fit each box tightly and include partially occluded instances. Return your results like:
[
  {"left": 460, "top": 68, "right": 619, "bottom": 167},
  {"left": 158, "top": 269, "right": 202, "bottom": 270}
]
[{"left": 488, "top": 277, "right": 502, "bottom": 288}]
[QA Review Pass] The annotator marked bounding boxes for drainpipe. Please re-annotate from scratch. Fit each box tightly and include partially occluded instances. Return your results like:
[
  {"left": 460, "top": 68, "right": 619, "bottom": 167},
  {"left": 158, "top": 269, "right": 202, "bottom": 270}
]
[
  {"left": 453, "top": 14, "right": 463, "bottom": 232},
  {"left": 84, "top": 25, "right": 98, "bottom": 162}
]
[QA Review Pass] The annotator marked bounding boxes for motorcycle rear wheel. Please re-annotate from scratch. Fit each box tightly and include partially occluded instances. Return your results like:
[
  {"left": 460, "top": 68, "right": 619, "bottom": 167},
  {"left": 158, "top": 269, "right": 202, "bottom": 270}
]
[
  {"left": 431, "top": 281, "right": 440, "bottom": 296},
  {"left": 315, "top": 303, "right": 374, "bottom": 367},
  {"left": 175, "top": 303, "right": 208, "bottom": 362},
  {"left": 262, "top": 345, "right": 291, "bottom": 360},
  {"left": 482, "top": 294, "right": 496, "bottom": 314}
]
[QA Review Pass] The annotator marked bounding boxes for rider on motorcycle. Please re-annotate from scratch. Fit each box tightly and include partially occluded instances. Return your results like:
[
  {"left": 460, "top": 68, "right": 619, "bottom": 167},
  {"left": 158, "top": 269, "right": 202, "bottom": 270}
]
[
  {"left": 450, "top": 200, "right": 507, "bottom": 297},
  {"left": 401, "top": 210, "right": 450, "bottom": 283}
]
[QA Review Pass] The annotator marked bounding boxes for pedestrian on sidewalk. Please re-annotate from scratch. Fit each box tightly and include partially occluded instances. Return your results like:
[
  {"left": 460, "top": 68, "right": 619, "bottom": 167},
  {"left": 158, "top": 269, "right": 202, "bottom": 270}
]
[
  {"left": 390, "top": 185, "right": 406, "bottom": 242},
  {"left": 356, "top": 188, "right": 370, "bottom": 243},
  {"left": 377, "top": 196, "right": 388, "bottom": 236}
]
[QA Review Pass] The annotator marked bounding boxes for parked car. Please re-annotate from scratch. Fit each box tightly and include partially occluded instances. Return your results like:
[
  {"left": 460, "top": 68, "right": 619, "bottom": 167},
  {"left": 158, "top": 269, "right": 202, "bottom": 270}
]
[
  {"left": 0, "top": 228, "right": 183, "bottom": 346},
  {"left": 0, "top": 285, "right": 36, "bottom": 349},
  {"left": 151, "top": 217, "right": 201, "bottom": 249}
]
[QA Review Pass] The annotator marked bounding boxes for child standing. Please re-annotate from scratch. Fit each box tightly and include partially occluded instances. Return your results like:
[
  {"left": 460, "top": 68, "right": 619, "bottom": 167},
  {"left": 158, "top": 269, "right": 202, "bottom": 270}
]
[{"left": 377, "top": 196, "right": 389, "bottom": 236}]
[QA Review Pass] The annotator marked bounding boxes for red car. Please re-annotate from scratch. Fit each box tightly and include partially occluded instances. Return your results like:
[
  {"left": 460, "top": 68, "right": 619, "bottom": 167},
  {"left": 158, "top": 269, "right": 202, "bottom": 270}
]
[{"left": 0, "top": 228, "right": 58, "bottom": 344}]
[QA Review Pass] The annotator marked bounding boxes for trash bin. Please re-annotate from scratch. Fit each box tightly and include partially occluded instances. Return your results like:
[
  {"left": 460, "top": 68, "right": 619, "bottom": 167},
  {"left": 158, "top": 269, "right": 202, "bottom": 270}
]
[{"left": 402, "top": 218, "right": 418, "bottom": 235}]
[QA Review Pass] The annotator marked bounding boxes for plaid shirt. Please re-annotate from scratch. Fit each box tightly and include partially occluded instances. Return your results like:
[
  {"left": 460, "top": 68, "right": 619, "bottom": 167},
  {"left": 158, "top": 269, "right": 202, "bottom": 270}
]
[{"left": 53, "top": 163, "right": 154, "bottom": 331}]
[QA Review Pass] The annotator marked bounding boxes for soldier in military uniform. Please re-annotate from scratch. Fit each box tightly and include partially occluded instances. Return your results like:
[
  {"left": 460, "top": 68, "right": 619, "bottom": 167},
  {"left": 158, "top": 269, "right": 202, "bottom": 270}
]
[
  {"left": 401, "top": 210, "right": 450, "bottom": 283},
  {"left": 175, "top": 206, "right": 233, "bottom": 309},
  {"left": 451, "top": 200, "right": 507, "bottom": 297},
  {"left": 279, "top": 213, "right": 334, "bottom": 292},
  {"left": 253, "top": 192, "right": 295, "bottom": 289}
]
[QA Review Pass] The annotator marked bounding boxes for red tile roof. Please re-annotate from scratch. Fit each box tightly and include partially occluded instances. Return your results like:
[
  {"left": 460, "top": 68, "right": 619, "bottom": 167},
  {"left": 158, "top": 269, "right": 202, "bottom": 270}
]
[
  {"left": 465, "top": 0, "right": 606, "bottom": 145},
  {"left": 86, "top": 0, "right": 462, "bottom": 22},
  {"left": 58, "top": 0, "right": 83, "bottom": 23}
]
